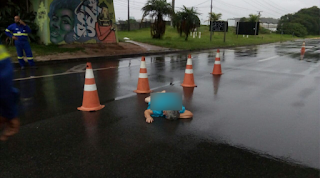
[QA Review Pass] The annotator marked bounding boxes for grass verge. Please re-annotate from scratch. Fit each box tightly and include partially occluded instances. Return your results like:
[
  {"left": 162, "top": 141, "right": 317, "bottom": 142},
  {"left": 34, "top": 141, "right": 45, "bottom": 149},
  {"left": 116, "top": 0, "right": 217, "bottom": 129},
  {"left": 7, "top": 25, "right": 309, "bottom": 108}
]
[
  {"left": 118, "top": 26, "right": 318, "bottom": 50},
  {"left": 6, "top": 43, "right": 84, "bottom": 61}
]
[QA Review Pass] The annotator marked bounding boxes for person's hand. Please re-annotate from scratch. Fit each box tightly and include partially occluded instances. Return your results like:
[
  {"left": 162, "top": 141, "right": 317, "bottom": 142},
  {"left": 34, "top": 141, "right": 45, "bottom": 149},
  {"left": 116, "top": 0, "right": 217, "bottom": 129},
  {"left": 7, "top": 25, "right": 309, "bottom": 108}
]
[
  {"left": 19, "top": 20, "right": 26, "bottom": 26},
  {"left": 146, "top": 117, "right": 154, "bottom": 124},
  {"left": 12, "top": 36, "right": 18, "bottom": 40}
]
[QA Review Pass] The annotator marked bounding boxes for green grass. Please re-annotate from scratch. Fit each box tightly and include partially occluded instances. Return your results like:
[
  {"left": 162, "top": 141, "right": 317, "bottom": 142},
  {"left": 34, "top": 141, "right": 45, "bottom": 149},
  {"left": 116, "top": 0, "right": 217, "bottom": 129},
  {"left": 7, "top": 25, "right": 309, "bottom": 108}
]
[
  {"left": 6, "top": 26, "right": 319, "bottom": 61},
  {"left": 118, "top": 26, "right": 317, "bottom": 50},
  {"left": 6, "top": 43, "right": 84, "bottom": 61}
]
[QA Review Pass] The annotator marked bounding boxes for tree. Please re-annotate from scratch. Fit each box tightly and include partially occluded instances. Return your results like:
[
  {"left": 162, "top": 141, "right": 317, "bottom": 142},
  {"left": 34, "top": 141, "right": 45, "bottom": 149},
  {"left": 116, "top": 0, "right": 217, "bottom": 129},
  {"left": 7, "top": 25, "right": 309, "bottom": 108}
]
[
  {"left": 0, "top": 0, "right": 39, "bottom": 44},
  {"left": 277, "top": 6, "right": 319, "bottom": 36},
  {"left": 239, "top": 17, "right": 247, "bottom": 22},
  {"left": 208, "top": 12, "right": 222, "bottom": 22},
  {"left": 248, "top": 14, "right": 259, "bottom": 22},
  {"left": 141, "top": 0, "right": 172, "bottom": 39},
  {"left": 174, "top": 6, "right": 200, "bottom": 41}
]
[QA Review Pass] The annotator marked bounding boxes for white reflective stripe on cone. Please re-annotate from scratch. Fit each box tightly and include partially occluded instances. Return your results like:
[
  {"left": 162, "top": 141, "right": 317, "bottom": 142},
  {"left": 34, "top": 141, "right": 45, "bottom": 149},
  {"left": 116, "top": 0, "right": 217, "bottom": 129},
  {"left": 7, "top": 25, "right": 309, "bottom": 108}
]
[
  {"left": 85, "top": 69, "right": 94, "bottom": 79},
  {"left": 215, "top": 61, "right": 221, "bottom": 64},
  {"left": 187, "top": 59, "right": 192, "bottom": 65},
  {"left": 216, "top": 53, "right": 220, "bottom": 58},
  {"left": 140, "top": 61, "right": 146, "bottom": 69},
  {"left": 139, "top": 73, "right": 148, "bottom": 78},
  {"left": 185, "top": 69, "right": 193, "bottom": 74},
  {"left": 84, "top": 84, "right": 97, "bottom": 91}
]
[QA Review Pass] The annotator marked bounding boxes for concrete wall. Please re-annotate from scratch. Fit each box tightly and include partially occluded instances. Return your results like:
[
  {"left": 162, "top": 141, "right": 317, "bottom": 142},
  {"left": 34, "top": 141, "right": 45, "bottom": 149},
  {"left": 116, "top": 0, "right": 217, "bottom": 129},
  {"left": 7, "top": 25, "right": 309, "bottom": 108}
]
[{"left": 33, "top": 0, "right": 118, "bottom": 45}]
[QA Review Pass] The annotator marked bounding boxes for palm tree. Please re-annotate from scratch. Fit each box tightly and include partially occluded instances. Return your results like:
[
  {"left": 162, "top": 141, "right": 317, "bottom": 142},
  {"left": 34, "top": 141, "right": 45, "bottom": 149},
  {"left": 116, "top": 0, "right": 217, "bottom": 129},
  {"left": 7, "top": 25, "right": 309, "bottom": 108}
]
[
  {"left": 248, "top": 14, "right": 259, "bottom": 22},
  {"left": 174, "top": 6, "right": 200, "bottom": 41},
  {"left": 208, "top": 12, "right": 222, "bottom": 22},
  {"left": 141, "top": 0, "right": 172, "bottom": 39}
]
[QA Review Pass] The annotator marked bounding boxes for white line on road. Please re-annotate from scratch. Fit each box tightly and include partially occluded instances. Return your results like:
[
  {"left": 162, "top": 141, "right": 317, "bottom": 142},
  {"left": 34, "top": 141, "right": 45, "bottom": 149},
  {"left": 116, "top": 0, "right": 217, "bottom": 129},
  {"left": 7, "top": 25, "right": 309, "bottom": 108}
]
[
  {"left": 14, "top": 64, "right": 142, "bottom": 81},
  {"left": 258, "top": 55, "right": 279, "bottom": 62},
  {"left": 113, "top": 74, "right": 212, "bottom": 101},
  {"left": 114, "top": 81, "right": 181, "bottom": 101}
]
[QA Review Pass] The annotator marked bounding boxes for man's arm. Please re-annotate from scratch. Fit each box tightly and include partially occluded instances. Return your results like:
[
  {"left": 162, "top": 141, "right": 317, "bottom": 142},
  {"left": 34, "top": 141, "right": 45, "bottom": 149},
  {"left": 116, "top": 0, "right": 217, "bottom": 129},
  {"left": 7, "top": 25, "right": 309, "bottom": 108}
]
[
  {"left": 144, "top": 109, "right": 154, "bottom": 123},
  {"left": 5, "top": 25, "right": 13, "bottom": 38},
  {"left": 20, "top": 20, "right": 31, "bottom": 33}
]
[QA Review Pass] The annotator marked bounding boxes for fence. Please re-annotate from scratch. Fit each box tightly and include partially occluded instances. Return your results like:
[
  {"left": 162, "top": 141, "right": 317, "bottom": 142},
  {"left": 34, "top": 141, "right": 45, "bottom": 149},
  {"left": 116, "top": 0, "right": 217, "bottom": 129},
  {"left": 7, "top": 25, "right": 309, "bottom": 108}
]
[{"left": 117, "top": 21, "right": 171, "bottom": 31}]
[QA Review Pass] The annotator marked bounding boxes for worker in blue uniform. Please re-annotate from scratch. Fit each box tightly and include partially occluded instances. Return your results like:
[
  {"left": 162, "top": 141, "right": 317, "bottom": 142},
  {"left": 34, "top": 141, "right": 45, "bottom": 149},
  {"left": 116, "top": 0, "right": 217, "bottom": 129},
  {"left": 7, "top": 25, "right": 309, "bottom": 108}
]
[
  {"left": 0, "top": 42, "right": 20, "bottom": 141},
  {"left": 5, "top": 16, "right": 35, "bottom": 70}
]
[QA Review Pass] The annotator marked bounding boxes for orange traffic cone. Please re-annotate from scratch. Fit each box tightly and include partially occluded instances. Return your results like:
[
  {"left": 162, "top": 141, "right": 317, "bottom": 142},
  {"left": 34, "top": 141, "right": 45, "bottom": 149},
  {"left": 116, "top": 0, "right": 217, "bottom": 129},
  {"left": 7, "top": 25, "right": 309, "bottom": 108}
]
[
  {"left": 78, "top": 62, "right": 105, "bottom": 111},
  {"left": 211, "top": 49, "right": 223, "bottom": 75},
  {"left": 181, "top": 54, "right": 197, "bottom": 87},
  {"left": 300, "top": 41, "right": 305, "bottom": 60},
  {"left": 134, "top": 57, "right": 152, "bottom": 93}
]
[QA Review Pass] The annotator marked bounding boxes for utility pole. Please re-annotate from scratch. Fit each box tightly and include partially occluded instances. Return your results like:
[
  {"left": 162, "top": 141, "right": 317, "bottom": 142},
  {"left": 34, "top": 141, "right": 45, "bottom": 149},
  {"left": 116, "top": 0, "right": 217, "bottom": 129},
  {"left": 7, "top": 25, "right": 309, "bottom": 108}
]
[
  {"left": 171, "top": 0, "right": 175, "bottom": 26},
  {"left": 255, "top": 11, "right": 262, "bottom": 36},
  {"left": 128, "top": 0, "right": 130, "bottom": 31},
  {"left": 210, "top": 0, "right": 213, "bottom": 41}
]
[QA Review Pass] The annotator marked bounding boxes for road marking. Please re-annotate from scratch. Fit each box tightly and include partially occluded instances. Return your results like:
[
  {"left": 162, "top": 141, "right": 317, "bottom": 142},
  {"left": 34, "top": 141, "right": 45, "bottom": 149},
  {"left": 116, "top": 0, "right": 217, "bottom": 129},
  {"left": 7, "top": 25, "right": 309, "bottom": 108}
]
[
  {"left": 13, "top": 58, "right": 183, "bottom": 81},
  {"left": 258, "top": 55, "right": 279, "bottom": 62},
  {"left": 114, "top": 81, "right": 181, "bottom": 101},
  {"left": 14, "top": 64, "right": 141, "bottom": 81},
  {"left": 66, "top": 64, "right": 87, "bottom": 72},
  {"left": 114, "top": 74, "right": 212, "bottom": 101}
]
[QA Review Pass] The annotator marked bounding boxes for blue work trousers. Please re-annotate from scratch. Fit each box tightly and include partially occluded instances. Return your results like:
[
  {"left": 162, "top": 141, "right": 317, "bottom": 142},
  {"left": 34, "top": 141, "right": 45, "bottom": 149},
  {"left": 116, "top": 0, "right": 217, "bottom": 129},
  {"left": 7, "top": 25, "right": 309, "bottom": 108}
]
[{"left": 15, "top": 40, "right": 34, "bottom": 67}]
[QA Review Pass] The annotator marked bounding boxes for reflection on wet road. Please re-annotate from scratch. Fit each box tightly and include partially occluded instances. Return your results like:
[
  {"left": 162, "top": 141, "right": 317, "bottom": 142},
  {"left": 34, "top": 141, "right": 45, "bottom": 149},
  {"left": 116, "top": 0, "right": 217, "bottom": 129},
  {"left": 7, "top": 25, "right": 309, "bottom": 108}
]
[{"left": 1, "top": 39, "right": 319, "bottom": 177}]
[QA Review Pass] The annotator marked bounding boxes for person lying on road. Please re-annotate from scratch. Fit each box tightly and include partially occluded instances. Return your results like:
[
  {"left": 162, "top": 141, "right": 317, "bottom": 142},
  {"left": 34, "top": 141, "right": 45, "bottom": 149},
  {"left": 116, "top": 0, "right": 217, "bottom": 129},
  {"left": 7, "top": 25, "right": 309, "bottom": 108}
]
[{"left": 144, "top": 90, "right": 193, "bottom": 124}]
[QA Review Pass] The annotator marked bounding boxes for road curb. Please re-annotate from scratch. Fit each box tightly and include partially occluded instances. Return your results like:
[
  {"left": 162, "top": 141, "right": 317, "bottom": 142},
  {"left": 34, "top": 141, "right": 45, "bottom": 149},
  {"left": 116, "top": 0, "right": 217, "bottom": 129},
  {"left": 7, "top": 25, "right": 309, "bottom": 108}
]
[{"left": 12, "top": 40, "right": 295, "bottom": 68}]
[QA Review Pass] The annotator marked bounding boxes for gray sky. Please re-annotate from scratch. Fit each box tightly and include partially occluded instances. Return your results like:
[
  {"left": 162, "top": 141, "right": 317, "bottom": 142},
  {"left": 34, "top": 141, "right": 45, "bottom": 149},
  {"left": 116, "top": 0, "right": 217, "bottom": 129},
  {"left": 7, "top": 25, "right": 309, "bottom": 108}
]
[{"left": 114, "top": 0, "right": 319, "bottom": 23}]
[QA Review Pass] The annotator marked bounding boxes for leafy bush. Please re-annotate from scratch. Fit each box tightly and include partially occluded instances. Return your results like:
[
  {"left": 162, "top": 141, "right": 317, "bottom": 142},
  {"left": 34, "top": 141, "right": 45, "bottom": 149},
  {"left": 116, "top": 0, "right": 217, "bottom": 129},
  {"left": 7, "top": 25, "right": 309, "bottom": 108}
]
[
  {"left": 259, "top": 27, "right": 272, "bottom": 34},
  {"left": 280, "top": 23, "right": 308, "bottom": 37},
  {"left": 0, "top": 0, "right": 39, "bottom": 45}
]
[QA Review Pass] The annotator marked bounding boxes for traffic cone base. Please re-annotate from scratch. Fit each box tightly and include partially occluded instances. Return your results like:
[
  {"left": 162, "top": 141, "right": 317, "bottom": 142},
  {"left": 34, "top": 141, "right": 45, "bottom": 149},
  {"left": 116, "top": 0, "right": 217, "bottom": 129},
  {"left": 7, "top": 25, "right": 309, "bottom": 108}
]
[
  {"left": 181, "top": 74, "right": 197, "bottom": 87},
  {"left": 181, "top": 84, "right": 197, "bottom": 87},
  {"left": 78, "top": 105, "right": 105, "bottom": 112},
  {"left": 134, "top": 89, "right": 152, "bottom": 93}
]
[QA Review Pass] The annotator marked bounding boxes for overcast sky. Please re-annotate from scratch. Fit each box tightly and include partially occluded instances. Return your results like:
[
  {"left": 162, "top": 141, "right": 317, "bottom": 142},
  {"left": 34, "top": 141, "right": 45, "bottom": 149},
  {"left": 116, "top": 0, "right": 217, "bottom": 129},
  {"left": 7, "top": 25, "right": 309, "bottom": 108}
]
[{"left": 114, "top": 0, "right": 319, "bottom": 23}]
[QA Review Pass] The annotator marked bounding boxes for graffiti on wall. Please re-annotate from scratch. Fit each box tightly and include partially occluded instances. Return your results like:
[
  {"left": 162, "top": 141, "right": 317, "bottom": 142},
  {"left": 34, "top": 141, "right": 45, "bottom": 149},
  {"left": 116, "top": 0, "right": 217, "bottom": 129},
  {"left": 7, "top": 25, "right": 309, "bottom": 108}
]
[
  {"left": 36, "top": 1, "right": 48, "bottom": 32},
  {"left": 48, "top": 0, "right": 116, "bottom": 44}
]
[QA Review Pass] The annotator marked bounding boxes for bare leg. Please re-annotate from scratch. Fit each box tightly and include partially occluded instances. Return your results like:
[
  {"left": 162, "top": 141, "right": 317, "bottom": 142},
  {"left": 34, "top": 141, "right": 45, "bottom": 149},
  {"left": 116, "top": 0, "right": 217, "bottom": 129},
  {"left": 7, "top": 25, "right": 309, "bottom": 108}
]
[
  {"left": 179, "top": 110, "right": 193, "bottom": 119},
  {"left": 1, "top": 118, "right": 20, "bottom": 141}
]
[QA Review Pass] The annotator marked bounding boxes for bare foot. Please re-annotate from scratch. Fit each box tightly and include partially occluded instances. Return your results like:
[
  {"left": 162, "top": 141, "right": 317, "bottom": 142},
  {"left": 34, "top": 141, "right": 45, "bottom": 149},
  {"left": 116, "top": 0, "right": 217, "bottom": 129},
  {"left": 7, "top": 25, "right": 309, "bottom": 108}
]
[
  {"left": 0, "top": 135, "right": 8, "bottom": 141},
  {"left": 161, "top": 90, "right": 166, "bottom": 93},
  {"left": 3, "top": 118, "right": 20, "bottom": 137}
]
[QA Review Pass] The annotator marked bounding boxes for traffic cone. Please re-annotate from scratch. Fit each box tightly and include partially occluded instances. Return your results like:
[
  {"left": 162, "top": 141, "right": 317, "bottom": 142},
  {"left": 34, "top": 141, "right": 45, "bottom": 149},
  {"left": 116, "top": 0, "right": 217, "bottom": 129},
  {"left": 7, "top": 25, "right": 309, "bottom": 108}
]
[
  {"left": 300, "top": 41, "right": 305, "bottom": 60},
  {"left": 78, "top": 62, "right": 105, "bottom": 111},
  {"left": 181, "top": 54, "right": 197, "bottom": 87},
  {"left": 211, "top": 49, "right": 223, "bottom": 75},
  {"left": 134, "top": 57, "right": 152, "bottom": 93}
]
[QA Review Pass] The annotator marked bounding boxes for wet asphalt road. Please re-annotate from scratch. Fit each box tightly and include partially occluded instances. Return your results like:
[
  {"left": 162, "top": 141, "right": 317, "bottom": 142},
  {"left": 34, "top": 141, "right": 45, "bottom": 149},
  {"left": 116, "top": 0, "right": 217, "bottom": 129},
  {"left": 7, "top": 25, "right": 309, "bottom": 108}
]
[{"left": 1, "top": 39, "right": 319, "bottom": 177}]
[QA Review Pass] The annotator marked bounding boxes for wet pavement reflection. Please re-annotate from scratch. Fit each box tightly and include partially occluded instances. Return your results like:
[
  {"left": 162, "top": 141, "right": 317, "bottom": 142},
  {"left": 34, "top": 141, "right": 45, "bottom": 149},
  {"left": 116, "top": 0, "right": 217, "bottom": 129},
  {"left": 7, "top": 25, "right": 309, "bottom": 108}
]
[{"left": 1, "top": 39, "right": 319, "bottom": 177}]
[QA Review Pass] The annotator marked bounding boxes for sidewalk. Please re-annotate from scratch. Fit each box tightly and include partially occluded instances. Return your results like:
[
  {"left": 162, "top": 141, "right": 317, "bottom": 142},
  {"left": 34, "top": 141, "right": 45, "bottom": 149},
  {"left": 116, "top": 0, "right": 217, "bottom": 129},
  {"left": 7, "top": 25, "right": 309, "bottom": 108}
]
[{"left": 13, "top": 41, "right": 179, "bottom": 67}]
